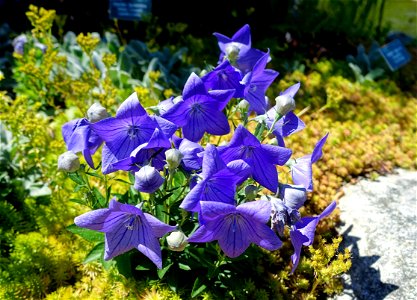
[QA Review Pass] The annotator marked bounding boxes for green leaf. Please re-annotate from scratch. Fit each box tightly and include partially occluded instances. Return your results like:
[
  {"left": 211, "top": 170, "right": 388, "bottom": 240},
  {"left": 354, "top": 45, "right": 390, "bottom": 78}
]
[
  {"left": 69, "top": 198, "right": 86, "bottom": 205},
  {"left": 93, "top": 187, "right": 106, "bottom": 207},
  {"left": 191, "top": 277, "right": 207, "bottom": 298},
  {"left": 68, "top": 172, "right": 85, "bottom": 185},
  {"left": 66, "top": 224, "right": 104, "bottom": 243},
  {"left": 157, "top": 262, "right": 173, "bottom": 279},
  {"left": 135, "top": 265, "right": 151, "bottom": 271},
  {"left": 178, "top": 263, "right": 191, "bottom": 271},
  {"left": 115, "top": 252, "right": 132, "bottom": 278},
  {"left": 85, "top": 171, "right": 104, "bottom": 179},
  {"left": 83, "top": 242, "right": 105, "bottom": 264}
]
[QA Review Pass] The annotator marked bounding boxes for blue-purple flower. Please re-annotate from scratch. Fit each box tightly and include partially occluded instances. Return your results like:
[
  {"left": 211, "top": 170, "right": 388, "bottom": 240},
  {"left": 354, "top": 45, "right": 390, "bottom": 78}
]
[
  {"left": 62, "top": 116, "right": 104, "bottom": 169},
  {"left": 91, "top": 92, "right": 177, "bottom": 174},
  {"left": 201, "top": 60, "right": 245, "bottom": 98},
  {"left": 241, "top": 50, "right": 279, "bottom": 114},
  {"left": 161, "top": 73, "right": 234, "bottom": 142},
  {"left": 172, "top": 136, "right": 204, "bottom": 172},
  {"left": 213, "top": 24, "right": 269, "bottom": 73},
  {"left": 290, "top": 133, "right": 329, "bottom": 191},
  {"left": 218, "top": 125, "right": 292, "bottom": 193},
  {"left": 188, "top": 200, "right": 282, "bottom": 258},
  {"left": 289, "top": 201, "right": 337, "bottom": 273},
  {"left": 180, "top": 144, "right": 250, "bottom": 213},
  {"left": 74, "top": 199, "right": 176, "bottom": 268}
]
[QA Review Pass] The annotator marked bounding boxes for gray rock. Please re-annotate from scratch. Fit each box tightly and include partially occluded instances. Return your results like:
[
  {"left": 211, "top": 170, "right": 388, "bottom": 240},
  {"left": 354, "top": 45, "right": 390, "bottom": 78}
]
[{"left": 334, "top": 169, "right": 417, "bottom": 300}]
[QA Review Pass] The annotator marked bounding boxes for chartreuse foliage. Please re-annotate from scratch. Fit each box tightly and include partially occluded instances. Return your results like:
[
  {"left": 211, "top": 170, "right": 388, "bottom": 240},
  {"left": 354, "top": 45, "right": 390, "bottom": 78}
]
[{"left": 0, "top": 4, "right": 415, "bottom": 300}]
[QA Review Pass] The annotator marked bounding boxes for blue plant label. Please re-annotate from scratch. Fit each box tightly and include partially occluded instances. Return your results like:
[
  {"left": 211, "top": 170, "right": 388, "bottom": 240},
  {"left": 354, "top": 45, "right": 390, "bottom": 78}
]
[
  {"left": 379, "top": 39, "right": 411, "bottom": 71},
  {"left": 109, "top": 0, "right": 151, "bottom": 21}
]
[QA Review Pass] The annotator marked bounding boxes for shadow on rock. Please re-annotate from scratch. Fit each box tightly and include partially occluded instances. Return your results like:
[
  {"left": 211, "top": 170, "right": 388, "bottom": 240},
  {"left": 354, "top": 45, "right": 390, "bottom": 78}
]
[{"left": 339, "top": 225, "right": 399, "bottom": 300}]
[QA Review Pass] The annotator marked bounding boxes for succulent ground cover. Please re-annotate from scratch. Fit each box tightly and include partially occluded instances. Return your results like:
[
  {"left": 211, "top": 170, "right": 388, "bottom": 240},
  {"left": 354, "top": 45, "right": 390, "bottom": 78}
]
[{"left": 0, "top": 5, "right": 415, "bottom": 300}]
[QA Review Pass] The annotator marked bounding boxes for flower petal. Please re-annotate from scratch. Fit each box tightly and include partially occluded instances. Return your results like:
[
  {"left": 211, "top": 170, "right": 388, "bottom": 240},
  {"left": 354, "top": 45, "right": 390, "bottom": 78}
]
[
  {"left": 236, "top": 199, "right": 271, "bottom": 224},
  {"left": 116, "top": 92, "right": 147, "bottom": 119},
  {"left": 182, "top": 72, "right": 207, "bottom": 100},
  {"left": 74, "top": 208, "right": 126, "bottom": 233},
  {"left": 291, "top": 156, "right": 313, "bottom": 191},
  {"left": 251, "top": 149, "right": 278, "bottom": 192},
  {"left": 216, "top": 215, "right": 251, "bottom": 258},
  {"left": 289, "top": 228, "right": 309, "bottom": 273},
  {"left": 187, "top": 225, "right": 216, "bottom": 243},
  {"left": 311, "top": 133, "right": 329, "bottom": 163},
  {"left": 144, "top": 213, "right": 176, "bottom": 238},
  {"left": 260, "top": 144, "right": 292, "bottom": 166},
  {"left": 201, "top": 144, "right": 226, "bottom": 178}
]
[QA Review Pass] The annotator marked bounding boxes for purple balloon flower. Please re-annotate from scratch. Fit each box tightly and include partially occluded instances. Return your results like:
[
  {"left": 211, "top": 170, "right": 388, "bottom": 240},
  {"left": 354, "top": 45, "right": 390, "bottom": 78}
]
[
  {"left": 74, "top": 199, "right": 176, "bottom": 268},
  {"left": 91, "top": 92, "right": 177, "bottom": 174},
  {"left": 172, "top": 136, "right": 204, "bottom": 172},
  {"left": 180, "top": 144, "right": 251, "bottom": 213},
  {"left": 290, "top": 133, "right": 329, "bottom": 191},
  {"left": 241, "top": 50, "right": 279, "bottom": 114},
  {"left": 218, "top": 125, "right": 292, "bottom": 193},
  {"left": 188, "top": 200, "right": 282, "bottom": 258},
  {"left": 213, "top": 24, "right": 269, "bottom": 73},
  {"left": 289, "top": 201, "right": 337, "bottom": 273},
  {"left": 201, "top": 60, "right": 245, "bottom": 98},
  {"left": 134, "top": 165, "right": 165, "bottom": 193},
  {"left": 161, "top": 73, "right": 234, "bottom": 142},
  {"left": 62, "top": 118, "right": 103, "bottom": 169}
]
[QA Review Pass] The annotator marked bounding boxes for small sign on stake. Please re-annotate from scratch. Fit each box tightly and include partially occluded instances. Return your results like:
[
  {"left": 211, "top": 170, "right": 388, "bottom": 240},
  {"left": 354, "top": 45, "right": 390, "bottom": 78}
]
[
  {"left": 109, "top": 0, "right": 151, "bottom": 21},
  {"left": 379, "top": 39, "right": 411, "bottom": 71}
]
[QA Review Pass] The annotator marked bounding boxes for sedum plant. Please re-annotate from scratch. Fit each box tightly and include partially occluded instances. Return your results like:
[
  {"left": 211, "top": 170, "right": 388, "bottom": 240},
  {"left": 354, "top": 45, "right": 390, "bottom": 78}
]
[{"left": 61, "top": 24, "right": 341, "bottom": 298}]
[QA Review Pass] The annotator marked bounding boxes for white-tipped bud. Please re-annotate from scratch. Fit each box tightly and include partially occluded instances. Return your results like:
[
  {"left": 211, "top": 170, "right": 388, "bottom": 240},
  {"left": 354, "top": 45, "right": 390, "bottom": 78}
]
[
  {"left": 244, "top": 184, "right": 258, "bottom": 200},
  {"left": 275, "top": 94, "right": 296, "bottom": 116},
  {"left": 134, "top": 166, "right": 164, "bottom": 193},
  {"left": 166, "top": 231, "right": 188, "bottom": 252},
  {"left": 165, "top": 149, "right": 183, "bottom": 170},
  {"left": 87, "top": 103, "right": 110, "bottom": 123},
  {"left": 58, "top": 151, "right": 80, "bottom": 172},
  {"left": 238, "top": 99, "right": 249, "bottom": 110}
]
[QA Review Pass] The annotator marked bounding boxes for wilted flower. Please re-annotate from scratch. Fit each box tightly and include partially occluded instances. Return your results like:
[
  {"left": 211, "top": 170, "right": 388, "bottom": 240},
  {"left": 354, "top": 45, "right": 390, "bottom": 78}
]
[
  {"left": 58, "top": 151, "right": 80, "bottom": 172},
  {"left": 134, "top": 166, "right": 165, "bottom": 193},
  {"left": 290, "top": 201, "right": 337, "bottom": 273},
  {"left": 290, "top": 133, "right": 329, "bottom": 191},
  {"left": 74, "top": 199, "right": 176, "bottom": 268}
]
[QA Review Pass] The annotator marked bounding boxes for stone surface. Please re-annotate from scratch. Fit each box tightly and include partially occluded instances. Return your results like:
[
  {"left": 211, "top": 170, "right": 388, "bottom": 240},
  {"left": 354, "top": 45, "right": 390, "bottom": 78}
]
[{"left": 334, "top": 169, "right": 417, "bottom": 300}]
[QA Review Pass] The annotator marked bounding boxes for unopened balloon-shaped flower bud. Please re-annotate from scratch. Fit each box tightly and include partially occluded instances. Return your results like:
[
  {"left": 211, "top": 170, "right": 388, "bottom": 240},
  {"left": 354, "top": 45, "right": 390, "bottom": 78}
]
[
  {"left": 244, "top": 184, "right": 258, "bottom": 200},
  {"left": 58, "top": 151, "right": 80, "bottom": 172},
  {"left": 166, "top": 230, "right": 188, "bottom": 251},
  {"left": 87, "top": 102, "right": 110, "bottom": 123},
  {"left": 275, "top": 94, "right": 296, "bottom": 116},
  {"left": 165, "top": 149, "right": 183, "bottom": 170},
  {"left": 238, "top": 99, "right": 249, "bottom": 110},
  {"left": 134, "top": 166, "right": 164, "bottom": 193}
]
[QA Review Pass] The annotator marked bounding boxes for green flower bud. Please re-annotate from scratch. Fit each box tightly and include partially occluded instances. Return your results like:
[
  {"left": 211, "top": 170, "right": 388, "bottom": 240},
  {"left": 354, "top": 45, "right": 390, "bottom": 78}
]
[{"left": 58, "top": 151, "right": 80, "bottom": 172}]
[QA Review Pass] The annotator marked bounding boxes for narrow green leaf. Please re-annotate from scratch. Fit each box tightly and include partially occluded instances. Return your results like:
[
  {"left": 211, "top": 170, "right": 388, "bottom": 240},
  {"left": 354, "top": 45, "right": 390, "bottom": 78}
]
[
  {"left": 66, "top": 224, "right": 104, "bottom": 243},
  {"left": 178, "top": 263, "right": 191, "bottom": 271},
  {"left": 157, "top": 262, "right": 173, "bottom": 279},
  {"left": 83, "top": 242, "right": 105, "bottom": 264},
  {"left": 93, "top": 187, "right": 106, "bottom": 207},
  {"left": 68, "top": 172, "right": 85, "bottom": 185},
  {"left": 191, "top": 277, "right": 207, "bottom": 298},
  {"left": 85, "top": 172, "right": 104, "bottom": 179}
]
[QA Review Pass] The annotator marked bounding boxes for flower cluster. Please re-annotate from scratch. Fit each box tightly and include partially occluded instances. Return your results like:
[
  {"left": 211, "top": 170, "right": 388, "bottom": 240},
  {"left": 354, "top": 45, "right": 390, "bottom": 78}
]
[{"left": 61, "top": 24, "right": 335, "bottom": 272}]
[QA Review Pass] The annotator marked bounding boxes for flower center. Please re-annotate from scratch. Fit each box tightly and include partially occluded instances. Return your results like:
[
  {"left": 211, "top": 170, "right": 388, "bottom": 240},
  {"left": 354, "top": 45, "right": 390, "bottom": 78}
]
[
  {"left": 124, "top": 215, "right": 137, "bottom": 230},
  {"left": 127, "top": 125, "right": 140, "bottom": 139}
]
